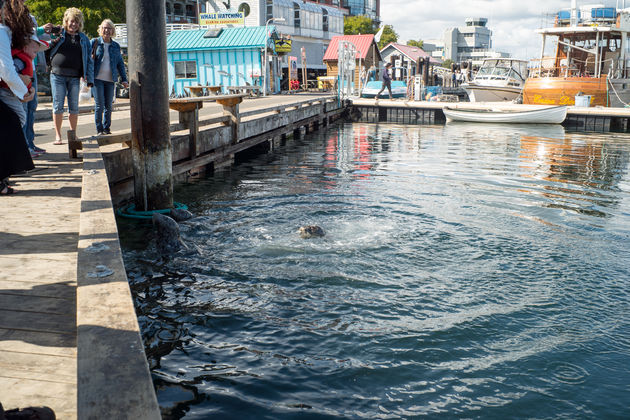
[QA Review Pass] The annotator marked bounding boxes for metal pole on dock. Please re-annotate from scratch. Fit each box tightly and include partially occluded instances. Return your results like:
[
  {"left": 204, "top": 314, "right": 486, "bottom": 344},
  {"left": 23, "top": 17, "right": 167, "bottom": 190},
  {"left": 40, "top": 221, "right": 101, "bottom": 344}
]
[{"left": 126, "top": 0, "right": 174, "bottom": 211}]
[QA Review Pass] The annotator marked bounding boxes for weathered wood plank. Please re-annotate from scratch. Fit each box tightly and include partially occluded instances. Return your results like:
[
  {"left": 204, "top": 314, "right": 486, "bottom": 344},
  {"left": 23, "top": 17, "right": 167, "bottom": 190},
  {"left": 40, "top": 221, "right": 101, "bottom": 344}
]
[
  {"left": 0, "top": 279, "right": 76, "bottom": 299},
  {"left": 0, "top": 309, "right": 76, "bottom": 335},
  {"left": 0, "top": 352, "right": 75, "bottom": 383},
  {"left": 0, "top": 329, "right": 76, "bottom": 356},
  {"left": 0, "top": 294, "right": 75, "bottom": 315},
  {"left": 0, "top": 377, "right": 76, "bottom": 419}
]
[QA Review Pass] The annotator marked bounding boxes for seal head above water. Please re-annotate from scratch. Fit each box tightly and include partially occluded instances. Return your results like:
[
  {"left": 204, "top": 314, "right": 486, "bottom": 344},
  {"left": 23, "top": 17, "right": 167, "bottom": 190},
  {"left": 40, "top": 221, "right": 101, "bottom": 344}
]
[{"left": 298, "top": 225, "right": 325, "bottom": 239}]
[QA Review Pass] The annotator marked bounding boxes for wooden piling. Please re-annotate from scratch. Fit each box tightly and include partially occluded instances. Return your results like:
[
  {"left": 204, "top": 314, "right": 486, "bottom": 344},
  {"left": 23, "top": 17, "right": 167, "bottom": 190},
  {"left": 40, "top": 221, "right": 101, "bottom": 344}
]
[{"left": 126, "top": 0, "right": 173, "bottom": 212}]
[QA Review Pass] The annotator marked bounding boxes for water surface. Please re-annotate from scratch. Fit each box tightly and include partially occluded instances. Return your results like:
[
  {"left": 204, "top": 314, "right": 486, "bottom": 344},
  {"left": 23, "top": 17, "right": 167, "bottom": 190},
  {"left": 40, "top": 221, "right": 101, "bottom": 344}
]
[{"left": 120, "top": 122, "right": 630, "bottom": 419}]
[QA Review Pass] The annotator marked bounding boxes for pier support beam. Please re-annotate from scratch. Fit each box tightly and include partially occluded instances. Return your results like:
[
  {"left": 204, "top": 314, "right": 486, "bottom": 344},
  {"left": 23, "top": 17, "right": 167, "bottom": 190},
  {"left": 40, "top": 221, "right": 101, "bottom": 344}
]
[{"left": 127, "top": 0, "right": 173, "bottom": 211}]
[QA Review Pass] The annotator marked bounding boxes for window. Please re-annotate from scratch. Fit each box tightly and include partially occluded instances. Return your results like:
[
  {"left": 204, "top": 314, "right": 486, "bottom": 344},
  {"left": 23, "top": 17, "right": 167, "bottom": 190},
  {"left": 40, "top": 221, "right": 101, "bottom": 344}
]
[
  {"left": 322, "top": 9, "right": 328, "bottom": 32},
  {"left": 166, "top": 3, "right": 171, "bottom": 14},
  {"left": 294, "top": 2, "right": 300, "bottom": 28},
  {"left": 174, "top": 60, "right": 197, "bottom": 79},
  {"left": 186, "top": 4, "right": 195, "bottom": 17},
  {"left": 173, "top": 3, "right": 183, "bottom": 15},
  {"left": 266, "top": 0, "right": 273, "bottom": 21}
]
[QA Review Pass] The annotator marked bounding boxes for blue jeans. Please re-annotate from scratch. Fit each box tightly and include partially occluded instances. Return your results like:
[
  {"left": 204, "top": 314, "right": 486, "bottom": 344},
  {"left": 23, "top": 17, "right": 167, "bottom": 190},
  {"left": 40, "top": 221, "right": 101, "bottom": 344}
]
[
  {"left": 50, "top": 73, "right": 80, "bottom": 114},
  {"left": 22, "top": 75, "right": 37, "bottom": 150},
  {"left": 92, "top": 79, "right": 115, "bottom": 132}
]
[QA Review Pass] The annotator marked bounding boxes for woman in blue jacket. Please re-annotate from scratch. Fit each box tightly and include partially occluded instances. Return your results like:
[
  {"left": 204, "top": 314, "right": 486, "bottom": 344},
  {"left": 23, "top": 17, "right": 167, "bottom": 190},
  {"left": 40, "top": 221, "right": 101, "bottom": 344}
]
[
  {"left": 46, "top": 7, "right": 94, "bottom": 144},
  {"left": 91, "top": 19, "right": 128, "bottom": 135}
]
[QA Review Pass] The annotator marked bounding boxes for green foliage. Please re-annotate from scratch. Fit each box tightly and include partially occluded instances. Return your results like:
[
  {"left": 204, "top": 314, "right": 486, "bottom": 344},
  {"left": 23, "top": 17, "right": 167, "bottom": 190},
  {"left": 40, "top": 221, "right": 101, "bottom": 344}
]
[
  {"left": 26, "top": 0, "right": 126, "bottom": 37},
  {"left": 344, "top": 15, "right": 376, "bottom": 35},
  {"left": 407, "top": 39, "right": 423, "bottom": 48},
  {"left": 377, "top": 25, "right": 398, "bottom": 49},
  {"left": 441, "top": 59, "right": 454, "bottom": 69}
]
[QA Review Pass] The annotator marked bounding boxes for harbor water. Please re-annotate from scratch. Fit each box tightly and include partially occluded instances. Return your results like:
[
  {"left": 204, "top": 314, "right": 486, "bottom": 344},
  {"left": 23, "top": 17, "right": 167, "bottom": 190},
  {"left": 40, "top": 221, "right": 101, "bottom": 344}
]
[{"left": 119, "top": 122, "right": 630, "bottom": 419}]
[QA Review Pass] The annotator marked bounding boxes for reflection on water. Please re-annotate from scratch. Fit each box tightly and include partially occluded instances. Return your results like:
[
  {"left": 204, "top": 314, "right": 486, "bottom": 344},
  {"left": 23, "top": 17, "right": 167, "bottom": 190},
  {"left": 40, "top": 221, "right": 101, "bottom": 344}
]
[{"left": 119, "top": 122, "right": 630, "bottom": 419}]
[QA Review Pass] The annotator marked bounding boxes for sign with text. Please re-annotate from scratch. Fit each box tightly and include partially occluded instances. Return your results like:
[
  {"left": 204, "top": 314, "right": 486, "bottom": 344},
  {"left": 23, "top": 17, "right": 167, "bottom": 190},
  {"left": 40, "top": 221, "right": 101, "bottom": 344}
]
[
  {"left": 199, "top": 12, "right": 244, "bottom": 26},
  {"left": 289, "top": 56, "right": 298, "bottom": 79},
  {"left": 275, "top": 39, "right": 292, "bottom": 54}
]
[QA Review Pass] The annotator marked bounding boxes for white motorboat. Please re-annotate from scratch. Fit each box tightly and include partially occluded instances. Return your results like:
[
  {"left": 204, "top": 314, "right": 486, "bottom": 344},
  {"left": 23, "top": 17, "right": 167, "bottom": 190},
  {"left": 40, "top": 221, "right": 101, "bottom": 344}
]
[
  {"left": 461, "top": 58, "right": 528, "bottom": 102},
  {"left": 443, "top": 105, "right": 567, "bottom": 124}
]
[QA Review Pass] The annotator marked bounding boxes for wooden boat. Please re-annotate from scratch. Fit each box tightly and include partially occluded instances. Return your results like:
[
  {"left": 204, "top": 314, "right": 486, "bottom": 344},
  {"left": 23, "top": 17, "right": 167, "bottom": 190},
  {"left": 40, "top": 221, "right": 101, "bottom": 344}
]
[
  {"left": 443, "top": 105, "right": 567, "bottom": 124},
  {"left": 523, "top": 1, "right": 630, "bottom": 107},
  {"left": 462, "top": 58, "right": 528, "bottom": 102}
]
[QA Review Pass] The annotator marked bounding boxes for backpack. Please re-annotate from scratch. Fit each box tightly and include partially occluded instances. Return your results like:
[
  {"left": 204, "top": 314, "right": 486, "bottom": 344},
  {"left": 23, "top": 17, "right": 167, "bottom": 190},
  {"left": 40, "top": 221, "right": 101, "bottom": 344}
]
[{"left": 91, "top": 39, "right": 99, "bottom": 60}]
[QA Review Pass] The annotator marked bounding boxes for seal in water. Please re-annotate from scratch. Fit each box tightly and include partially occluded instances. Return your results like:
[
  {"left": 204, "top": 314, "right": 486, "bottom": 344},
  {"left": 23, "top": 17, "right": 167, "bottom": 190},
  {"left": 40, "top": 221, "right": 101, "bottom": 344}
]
[
  {"left": 170, "top": 208, "right": 194, "bottom": 222},
  {"left": 298, "top": 225, "right": 325, "bottom": 239},
  {"left": 153, "top": 213, "right": 181, "bottom": 255}
]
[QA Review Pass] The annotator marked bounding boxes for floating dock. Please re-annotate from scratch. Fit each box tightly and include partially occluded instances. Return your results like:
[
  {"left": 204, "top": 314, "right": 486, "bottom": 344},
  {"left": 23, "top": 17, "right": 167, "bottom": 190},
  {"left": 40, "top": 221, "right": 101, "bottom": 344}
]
[{"left": 350, "top": 98, "right": 630, "bottom": 132}]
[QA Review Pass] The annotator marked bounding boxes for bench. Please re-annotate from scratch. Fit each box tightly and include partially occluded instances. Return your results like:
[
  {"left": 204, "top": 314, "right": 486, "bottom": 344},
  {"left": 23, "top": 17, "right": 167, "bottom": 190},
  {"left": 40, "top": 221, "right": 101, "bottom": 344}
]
[
  {"left": 226, "top": 85, "right": 261, "bottom": 97},
  {"left": 168, "top": 94, "right": 249, "bottom": 155},
  {"left": 185, "top": 85, "right": 223, "bottom": 97}
]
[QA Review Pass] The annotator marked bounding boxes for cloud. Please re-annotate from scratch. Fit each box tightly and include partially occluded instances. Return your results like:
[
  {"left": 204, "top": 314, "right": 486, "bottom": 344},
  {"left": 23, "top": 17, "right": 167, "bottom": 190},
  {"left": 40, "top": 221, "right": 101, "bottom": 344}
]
[{"left": 380, "top": 0, "right": 619, "bottom": 59}]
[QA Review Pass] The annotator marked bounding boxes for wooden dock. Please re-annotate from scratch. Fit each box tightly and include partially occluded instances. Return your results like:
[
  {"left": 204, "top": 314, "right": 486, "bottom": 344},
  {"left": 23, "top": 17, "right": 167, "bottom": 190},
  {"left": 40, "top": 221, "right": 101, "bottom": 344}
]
[
  {"left": 0, "top": 151, "right": 81, "bottom": 418},
  {"left": 350, "top": 98, "right": 630, "bottom": 132}
]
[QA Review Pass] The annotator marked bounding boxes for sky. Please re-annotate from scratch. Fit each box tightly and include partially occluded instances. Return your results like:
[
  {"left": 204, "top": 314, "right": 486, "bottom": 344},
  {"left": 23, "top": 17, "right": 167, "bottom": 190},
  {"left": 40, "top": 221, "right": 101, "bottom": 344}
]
[{"left": 380, "top": 0, "right": 624, "bottom": 60}]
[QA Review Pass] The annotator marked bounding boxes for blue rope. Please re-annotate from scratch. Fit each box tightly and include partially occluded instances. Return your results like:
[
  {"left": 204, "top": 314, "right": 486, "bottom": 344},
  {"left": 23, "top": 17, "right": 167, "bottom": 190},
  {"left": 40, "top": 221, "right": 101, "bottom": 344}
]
[{"left": 116, "top": 202, "right": 188, "bottom": 220}]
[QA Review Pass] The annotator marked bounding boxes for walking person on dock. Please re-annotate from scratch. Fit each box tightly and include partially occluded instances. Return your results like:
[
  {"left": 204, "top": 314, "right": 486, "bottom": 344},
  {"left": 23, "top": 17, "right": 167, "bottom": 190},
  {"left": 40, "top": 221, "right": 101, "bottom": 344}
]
[
  {"left": 0, "top": 0, "right": 36, "bottom": 195},
  {"left": 46, "top": 7, "right": 93, "bottom": 145},
  {"left": 91, "top": 19, "right": 127, "bottom": 136},
  {"left": 376, "top": 62, "right": 392, "bottom": 100}
]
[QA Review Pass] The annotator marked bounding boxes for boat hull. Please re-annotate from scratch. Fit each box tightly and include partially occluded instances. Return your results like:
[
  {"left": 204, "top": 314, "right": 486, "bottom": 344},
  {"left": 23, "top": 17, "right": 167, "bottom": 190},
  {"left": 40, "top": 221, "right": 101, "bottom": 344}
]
[
  {"left": 462, "top": 84, "right": 523, "bottom": 102},
  {"left": 361, "top": 80, "right": 407, "bottom": 98},
  {"left": 443, "top": 105, "right": 567, "bottom": 124},
  {"left": 523, "top": 77, "right": 608, "bottom": 106}
]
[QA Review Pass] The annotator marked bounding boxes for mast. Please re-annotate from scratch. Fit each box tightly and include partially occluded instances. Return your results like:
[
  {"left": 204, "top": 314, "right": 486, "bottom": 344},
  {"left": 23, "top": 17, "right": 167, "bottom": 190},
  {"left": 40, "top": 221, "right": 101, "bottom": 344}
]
[
  {"left": 570, "top": 0, "right": 578, "bottom": 27},
  {"left": 595, "top": 31, "right": 600, "bottom": 78},
  {"left": 539, "top": 34, "right": 546, "bottom": 76}
]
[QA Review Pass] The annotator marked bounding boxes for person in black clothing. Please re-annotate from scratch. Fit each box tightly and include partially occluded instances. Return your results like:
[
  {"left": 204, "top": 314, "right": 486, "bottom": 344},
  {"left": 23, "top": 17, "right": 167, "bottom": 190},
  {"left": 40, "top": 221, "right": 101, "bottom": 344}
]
[
  {"left": 0, "top": 0, "right": 35, "bottom": 195},
  {"left": 376, "top": 62, "right": 392, "bottom": 100}
]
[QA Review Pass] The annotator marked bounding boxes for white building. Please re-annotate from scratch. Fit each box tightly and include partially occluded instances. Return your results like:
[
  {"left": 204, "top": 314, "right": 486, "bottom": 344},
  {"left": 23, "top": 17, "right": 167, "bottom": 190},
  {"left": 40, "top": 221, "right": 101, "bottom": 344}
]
[
  {"left": 205, "top": 0, "right": 345, "bottom": 76},
  {"left": 426, "top": 17, "right": 509, "bottom": 66}
]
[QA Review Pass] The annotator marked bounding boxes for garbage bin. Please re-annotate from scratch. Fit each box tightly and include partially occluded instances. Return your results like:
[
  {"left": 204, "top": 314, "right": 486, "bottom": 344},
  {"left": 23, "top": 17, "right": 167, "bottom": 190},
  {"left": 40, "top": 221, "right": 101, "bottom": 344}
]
[{"left": 574, "top": 95, "right": 591, "bottom": 107}]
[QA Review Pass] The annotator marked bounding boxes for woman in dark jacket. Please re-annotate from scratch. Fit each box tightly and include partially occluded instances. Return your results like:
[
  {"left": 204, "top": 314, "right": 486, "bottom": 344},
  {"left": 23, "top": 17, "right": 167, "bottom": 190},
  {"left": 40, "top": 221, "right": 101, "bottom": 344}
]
[
  {"left": 91, "top": 19, "right": 128, "bottom": 135},
  {"left": 46, "top": 7, "right": 94, "bottom": 144},
  {"left": 0, "top": 0, "right": 35, "bottom": 195}
]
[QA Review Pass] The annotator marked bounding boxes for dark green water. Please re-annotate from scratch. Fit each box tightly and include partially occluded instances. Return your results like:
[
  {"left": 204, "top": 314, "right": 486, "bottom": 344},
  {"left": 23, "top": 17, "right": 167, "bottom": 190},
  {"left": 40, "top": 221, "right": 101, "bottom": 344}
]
[{"left": 119, "top": 122, "right": 630, "bottom": 419}]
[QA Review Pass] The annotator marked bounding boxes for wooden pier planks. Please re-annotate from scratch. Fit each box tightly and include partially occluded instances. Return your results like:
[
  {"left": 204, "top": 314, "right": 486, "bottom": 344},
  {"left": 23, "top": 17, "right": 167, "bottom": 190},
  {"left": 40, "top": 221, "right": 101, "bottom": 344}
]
[{"left": 0, "top": 154, "right": 82, "bottom": 419}]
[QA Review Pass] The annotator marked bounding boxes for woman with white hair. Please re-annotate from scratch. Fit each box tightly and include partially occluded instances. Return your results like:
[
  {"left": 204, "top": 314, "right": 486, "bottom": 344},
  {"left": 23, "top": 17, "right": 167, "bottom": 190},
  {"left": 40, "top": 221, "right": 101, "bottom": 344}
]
[
  {"left": 91, "top": 19, "right": 128, "bottom": 135},
  {"left": 46, "top": 7, "right": 93, "bottom": 144}
]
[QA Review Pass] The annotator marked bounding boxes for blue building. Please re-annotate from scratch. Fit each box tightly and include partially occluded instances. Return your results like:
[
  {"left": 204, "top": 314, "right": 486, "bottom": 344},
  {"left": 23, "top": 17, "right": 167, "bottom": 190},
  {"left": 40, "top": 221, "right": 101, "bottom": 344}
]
[{"left": 166, "top": 26, "right": 280, "bottom": 95}]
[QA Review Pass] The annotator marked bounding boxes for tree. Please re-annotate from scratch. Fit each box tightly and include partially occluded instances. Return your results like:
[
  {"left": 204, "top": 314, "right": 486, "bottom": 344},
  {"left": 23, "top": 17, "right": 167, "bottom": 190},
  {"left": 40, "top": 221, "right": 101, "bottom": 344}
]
[
  {"left": 441, "top": 59, "right": 454, "bottom": 69},
  {"left": 344, "top": 15, "right": 376, "bottom": 35},
  {"left": 377, "top": 25, "right": 398, "bottom": 49},
  {"left": 407, "top": 39, "right": 423, "bottom": 48},
  {"left": 26, "top": 0, "right": 126, "bottom": 37}
]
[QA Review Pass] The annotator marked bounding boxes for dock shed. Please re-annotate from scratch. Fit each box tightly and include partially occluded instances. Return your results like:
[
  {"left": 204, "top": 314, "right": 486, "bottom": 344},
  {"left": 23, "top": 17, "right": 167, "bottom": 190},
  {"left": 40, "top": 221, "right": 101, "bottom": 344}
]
[
  {"left": 380, "top": 42, "right": 442, "bottom": 80},
  {"left": 166, "top": 26, "right": 280, "bottom": 96},
  {"left": 323, "top": 34, "right": 382, "bottom": 84}
]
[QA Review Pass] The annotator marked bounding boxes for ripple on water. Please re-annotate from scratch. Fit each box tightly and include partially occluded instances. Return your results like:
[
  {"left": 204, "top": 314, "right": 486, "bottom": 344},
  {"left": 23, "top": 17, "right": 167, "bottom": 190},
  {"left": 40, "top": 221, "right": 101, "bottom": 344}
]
[{"left": 120, "top": 122, "right": 630, "bottom": 418}]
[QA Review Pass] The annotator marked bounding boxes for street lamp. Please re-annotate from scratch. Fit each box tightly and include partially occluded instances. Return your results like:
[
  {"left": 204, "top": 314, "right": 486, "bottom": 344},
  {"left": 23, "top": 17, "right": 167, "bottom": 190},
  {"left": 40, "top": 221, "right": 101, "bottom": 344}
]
[{"left": 263, "top": 17, "right": 286, "bottom": 96}]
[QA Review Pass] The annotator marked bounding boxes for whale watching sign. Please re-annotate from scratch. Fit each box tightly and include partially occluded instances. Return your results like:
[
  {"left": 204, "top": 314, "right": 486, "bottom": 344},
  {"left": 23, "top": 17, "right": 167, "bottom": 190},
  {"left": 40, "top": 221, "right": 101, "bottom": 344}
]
[{"left": 200, "top": 12, "right": 244, "bottom": 25}]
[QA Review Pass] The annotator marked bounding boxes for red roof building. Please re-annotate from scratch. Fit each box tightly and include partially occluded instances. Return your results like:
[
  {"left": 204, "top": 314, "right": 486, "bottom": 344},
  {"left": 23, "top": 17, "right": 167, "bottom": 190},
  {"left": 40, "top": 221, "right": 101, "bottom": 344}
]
[{"left": 323, "top": 35, "right": 382, "bottom": 83}]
